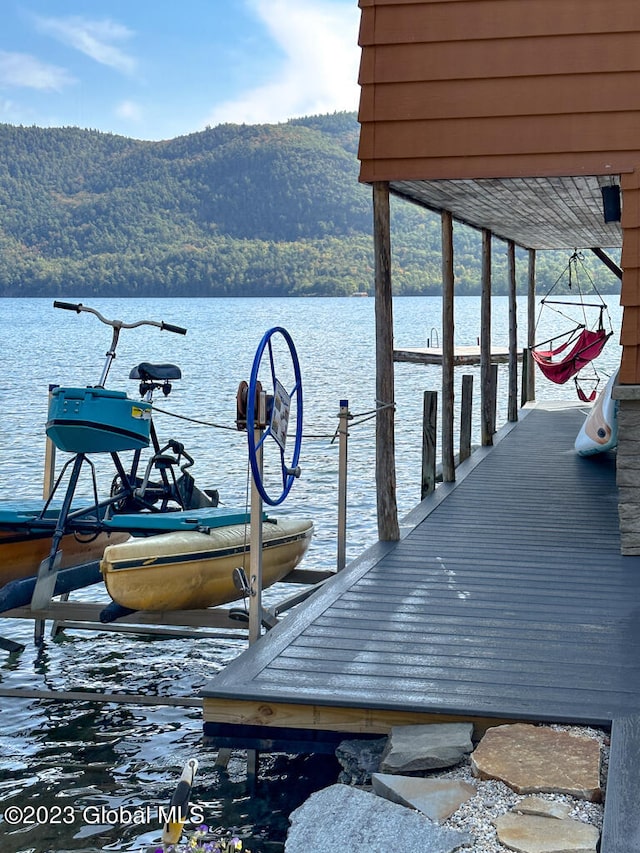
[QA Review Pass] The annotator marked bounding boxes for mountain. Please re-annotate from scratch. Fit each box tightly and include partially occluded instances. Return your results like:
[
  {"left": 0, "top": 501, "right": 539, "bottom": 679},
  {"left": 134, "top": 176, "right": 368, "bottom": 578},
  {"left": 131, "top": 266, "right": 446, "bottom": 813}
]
[{"left": 0, "top": 113, "right": 620, "bottom": 297}]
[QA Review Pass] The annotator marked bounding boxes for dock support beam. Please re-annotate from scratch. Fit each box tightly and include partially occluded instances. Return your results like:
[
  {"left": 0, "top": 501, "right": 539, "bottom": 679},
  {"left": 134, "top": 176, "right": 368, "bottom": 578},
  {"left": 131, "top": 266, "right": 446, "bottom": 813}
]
[
  {"left": 480, "top": 229, "right": 493, "bottom": 446},
  {"left": 441, "top": 210, "right": 455, "bottom": 482},
  {"left": 526, "top": 249, "right": 536, "bottom": 403},
  {"left": 373, "top": 182, "right": 399, "bottom": 541},
  {"left": 507, "top": 240, "right": 518, "bottom": 422}
]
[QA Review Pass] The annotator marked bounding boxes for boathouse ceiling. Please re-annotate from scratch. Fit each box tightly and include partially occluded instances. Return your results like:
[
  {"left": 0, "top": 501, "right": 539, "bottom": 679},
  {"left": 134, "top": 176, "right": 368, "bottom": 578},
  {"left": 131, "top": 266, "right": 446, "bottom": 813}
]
[{"left": 389, "top": 176, "right": 623, "bottom": 252}]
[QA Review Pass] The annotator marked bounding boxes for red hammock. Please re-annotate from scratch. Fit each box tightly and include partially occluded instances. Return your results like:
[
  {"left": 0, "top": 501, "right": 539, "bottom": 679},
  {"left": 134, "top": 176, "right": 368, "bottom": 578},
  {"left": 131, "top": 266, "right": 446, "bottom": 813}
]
[
  {"left": 575, "top": 379, "right": 598, "bottom": 403},
  {"left": 531, "top": 326, "right": 611, "bottom": 385}
]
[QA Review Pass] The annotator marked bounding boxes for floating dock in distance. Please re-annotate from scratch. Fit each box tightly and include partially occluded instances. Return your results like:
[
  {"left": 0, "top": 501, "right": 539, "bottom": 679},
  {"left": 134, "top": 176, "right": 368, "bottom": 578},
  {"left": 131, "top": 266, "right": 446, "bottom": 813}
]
[{"left": 393, "top": 345, "right": 518, "bottom": 365}]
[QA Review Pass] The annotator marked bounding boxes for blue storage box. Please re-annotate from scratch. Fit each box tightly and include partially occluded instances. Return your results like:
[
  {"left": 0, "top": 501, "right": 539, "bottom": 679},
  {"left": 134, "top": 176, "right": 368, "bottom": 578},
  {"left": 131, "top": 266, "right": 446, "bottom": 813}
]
[{"left": 46, "top": 387, "right": 151, "bottom": 453}]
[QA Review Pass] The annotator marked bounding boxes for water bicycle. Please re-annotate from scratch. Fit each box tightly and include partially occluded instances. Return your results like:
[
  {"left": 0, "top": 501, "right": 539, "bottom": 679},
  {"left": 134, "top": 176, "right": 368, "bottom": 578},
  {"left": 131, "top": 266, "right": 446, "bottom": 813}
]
[{"left": 0, "top": 302, "right": 312, "bottom": 647}]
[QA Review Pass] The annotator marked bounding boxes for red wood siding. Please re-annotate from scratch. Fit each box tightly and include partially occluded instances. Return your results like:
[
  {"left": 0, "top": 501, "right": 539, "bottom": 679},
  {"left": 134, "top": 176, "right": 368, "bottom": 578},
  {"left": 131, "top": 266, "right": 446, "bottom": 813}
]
[
  {"left": 620, "top": 171, "right": 640, "bottom": 383},
  {"left": 358, "top": 0, "right": 640, "bottom": 182}
]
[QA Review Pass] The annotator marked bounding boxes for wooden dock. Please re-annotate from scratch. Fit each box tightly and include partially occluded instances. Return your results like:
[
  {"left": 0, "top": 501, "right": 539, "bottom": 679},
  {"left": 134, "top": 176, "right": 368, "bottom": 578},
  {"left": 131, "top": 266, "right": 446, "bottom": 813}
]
[
  {"left": 202, "top": 401, "right": 640, "bottom": 845},
  {"left": 204, "top": 400, "right": 640, "bottom": 736}
]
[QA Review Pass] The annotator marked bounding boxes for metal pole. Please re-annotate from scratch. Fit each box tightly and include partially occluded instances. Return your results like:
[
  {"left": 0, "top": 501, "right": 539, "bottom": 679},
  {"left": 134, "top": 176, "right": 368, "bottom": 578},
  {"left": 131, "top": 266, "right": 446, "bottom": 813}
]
[
  {"left": 248, "top": 392, "right": 265, "bottom": 645},
  {"left": 337, "top": 400, "right": 350, "bottom": 571}
]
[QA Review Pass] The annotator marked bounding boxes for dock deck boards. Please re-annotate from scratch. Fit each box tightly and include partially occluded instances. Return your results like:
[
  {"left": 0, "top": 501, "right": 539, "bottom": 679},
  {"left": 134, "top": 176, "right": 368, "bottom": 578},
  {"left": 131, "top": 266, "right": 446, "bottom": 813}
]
[{"left": 203, "top": 402, "right": 640, "bottom": 735}]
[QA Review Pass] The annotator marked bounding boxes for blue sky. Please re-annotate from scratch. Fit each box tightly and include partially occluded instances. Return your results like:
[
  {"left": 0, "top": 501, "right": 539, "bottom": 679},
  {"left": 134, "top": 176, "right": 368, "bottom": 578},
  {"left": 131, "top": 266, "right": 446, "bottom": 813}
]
[{"left": 0, "top": 1, "right": 361, "bottom": 140}]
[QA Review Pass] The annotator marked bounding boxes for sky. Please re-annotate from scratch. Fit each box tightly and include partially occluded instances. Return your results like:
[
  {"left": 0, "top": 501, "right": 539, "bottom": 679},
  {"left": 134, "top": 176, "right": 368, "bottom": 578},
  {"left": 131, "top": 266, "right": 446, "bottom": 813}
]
[{"left": 0, "top": 0, "right": 361, "bottom": 141}]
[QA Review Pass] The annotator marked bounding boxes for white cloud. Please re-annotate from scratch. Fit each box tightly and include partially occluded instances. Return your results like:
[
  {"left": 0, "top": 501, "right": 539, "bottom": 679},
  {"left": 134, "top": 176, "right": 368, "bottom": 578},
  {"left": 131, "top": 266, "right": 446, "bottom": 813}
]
[
  {"left": 0, "top": 97, "right": 18, "bottom": 120},
  {"left": 0, "top": 50, "right": 75, "bottom": 91},
  {"left": 116, "top": 99, "right": 142, "bottom": 122},
  {"left": 205, "top": 0, "right": 360, "bottom": 126},
  {"left": 34, "top": 15, "right": 138, "bottom": 76}
]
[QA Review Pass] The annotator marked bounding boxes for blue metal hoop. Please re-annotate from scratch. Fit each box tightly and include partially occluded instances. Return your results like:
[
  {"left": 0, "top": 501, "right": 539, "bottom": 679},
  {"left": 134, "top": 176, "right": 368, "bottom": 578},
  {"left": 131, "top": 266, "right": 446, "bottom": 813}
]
[{"left": 247, "top": 327, "right": 303, "bottom": 506}]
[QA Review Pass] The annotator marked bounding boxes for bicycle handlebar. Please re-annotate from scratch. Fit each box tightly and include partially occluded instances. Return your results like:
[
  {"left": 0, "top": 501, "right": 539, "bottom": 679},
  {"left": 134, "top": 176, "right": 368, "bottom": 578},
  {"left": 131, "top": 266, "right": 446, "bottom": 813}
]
[
  {"left": 53, "top": 301, "right": 187, "bottom": 335},
  {"left": 161, "top": 321, "right": 187, "bottom": 336},
  {"left": 54, "top": 300, "right": 83, "bottom": 312}
]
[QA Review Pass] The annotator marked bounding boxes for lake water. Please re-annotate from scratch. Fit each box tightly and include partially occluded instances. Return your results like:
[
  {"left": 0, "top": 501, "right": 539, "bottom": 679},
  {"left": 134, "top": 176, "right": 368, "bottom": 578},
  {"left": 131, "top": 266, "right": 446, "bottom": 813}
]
[{"left": 0, "top": 294, "right": 623, "bottom": 852}]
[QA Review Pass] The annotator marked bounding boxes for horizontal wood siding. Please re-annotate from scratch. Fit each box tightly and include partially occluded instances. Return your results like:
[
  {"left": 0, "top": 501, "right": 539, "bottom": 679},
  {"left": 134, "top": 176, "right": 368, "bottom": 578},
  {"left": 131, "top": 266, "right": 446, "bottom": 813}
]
[
  {"left": 361, "top": 114, "right": 640, "bottom": 162},
  {"left": 359, "top": 74, "right": 640, "bottom": 123},
  {"left": 359, "top": 0, "right": 639, "bottom": 38},
  {"left": 620, "top": 171, "right": 640, "bottom": 382},
  {"left": 359, "top": 35, "right": 640, "bottom": 84},
  {"left": 362, "top": 155, "right": 631, "bottom": 184},
  {"left": 358, "top": 0, "right": 640, "bottom": 181}
]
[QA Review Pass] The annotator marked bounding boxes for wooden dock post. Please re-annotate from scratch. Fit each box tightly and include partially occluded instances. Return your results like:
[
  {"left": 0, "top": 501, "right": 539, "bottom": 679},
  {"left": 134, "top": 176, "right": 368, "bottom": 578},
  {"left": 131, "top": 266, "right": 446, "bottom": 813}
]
[
  {"left": 421, "top": 391, "right": 438, "bottom": 499},
  {"left": 480, "top": 229, "right": 493, "bottom": 446},
  {"left": 507, "top": 240, "right": 518, "bottom": 422},
  {"left": 337, "top": 400, "right": 350, "bottom": 570},
  {"left": 460, "top": 375, "right": 473, "bottom": 463},
  {"left": 373, "top": 182, "right": 400, "bottom": 541},
  {"left": 521, "top": 348, "right": 531, "bottom": 407},
  {"left": 248, "top": 392, "right": 266, "bottom": 645},
  {"left": 43, "top": 385, "right": 57, "bottom": 499},
  {"left": 488, "top": 363, "right": 498, "bottom": 437},
  {"left": 441, "top": 210, "right": 455, "bottom": 482},
  {"left": 526, "top": 248, "right": 536, "bottom": 402}
]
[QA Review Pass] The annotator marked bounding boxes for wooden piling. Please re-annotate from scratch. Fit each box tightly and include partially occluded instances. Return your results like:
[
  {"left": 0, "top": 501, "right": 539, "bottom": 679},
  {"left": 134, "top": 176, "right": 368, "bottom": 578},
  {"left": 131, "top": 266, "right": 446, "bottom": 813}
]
[
  {"left": 488, "top": 362, "right": 498, "bottom": 437},
  {"left": 421, "top": 391, "right": 438, "bottom": 499},
  {"left": 373, "top": 182, "right": 400, "bottom": 541},
  {"left": 460, "top": 375, "right": 473, "bottom": 463},
  {"left": 521, "top": 348, "right": 531, "bottom": 407}
]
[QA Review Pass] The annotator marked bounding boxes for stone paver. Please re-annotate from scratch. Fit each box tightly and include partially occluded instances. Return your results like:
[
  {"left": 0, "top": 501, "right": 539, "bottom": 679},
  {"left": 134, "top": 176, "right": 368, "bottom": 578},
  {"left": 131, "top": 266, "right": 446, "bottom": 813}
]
[
  {"left": 515, "top": 796, "right": 573, "bottom": 821},
  {"left": 495, "top": 812, "right": 600, "bottom": 853},
  {"left": 372, "top": 772, "right": 476, "bottom": 822},
  {"left": 471, "top": 724, "right": 601, "bottom": 802}
]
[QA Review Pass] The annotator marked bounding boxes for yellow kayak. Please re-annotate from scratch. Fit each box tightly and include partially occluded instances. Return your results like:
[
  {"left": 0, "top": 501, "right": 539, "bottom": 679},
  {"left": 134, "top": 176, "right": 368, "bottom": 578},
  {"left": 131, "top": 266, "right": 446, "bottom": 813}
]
[{"left": 100, "top": 517, "right": 313, "bottom": 611}]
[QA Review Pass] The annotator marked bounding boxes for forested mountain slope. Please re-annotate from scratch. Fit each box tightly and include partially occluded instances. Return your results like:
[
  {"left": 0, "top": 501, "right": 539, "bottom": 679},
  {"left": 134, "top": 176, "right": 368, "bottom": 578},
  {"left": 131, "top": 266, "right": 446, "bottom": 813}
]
[{"left": 0, "top": 113, "right": 619, "bottom": 297}]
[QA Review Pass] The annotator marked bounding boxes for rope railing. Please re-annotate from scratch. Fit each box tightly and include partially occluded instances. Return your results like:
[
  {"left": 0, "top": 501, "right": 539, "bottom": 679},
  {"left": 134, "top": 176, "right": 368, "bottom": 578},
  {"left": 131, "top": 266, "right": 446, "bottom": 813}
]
[{"left": 151, "top": 399, "right": 396, "bottom": 442}]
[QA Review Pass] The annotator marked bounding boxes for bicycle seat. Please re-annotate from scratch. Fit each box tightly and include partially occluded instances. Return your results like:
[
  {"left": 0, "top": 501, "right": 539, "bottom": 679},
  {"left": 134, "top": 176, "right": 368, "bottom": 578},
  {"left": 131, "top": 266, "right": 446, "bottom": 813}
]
[{"left": 129, "top": 362, "right": 182, "bottom": 381}]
